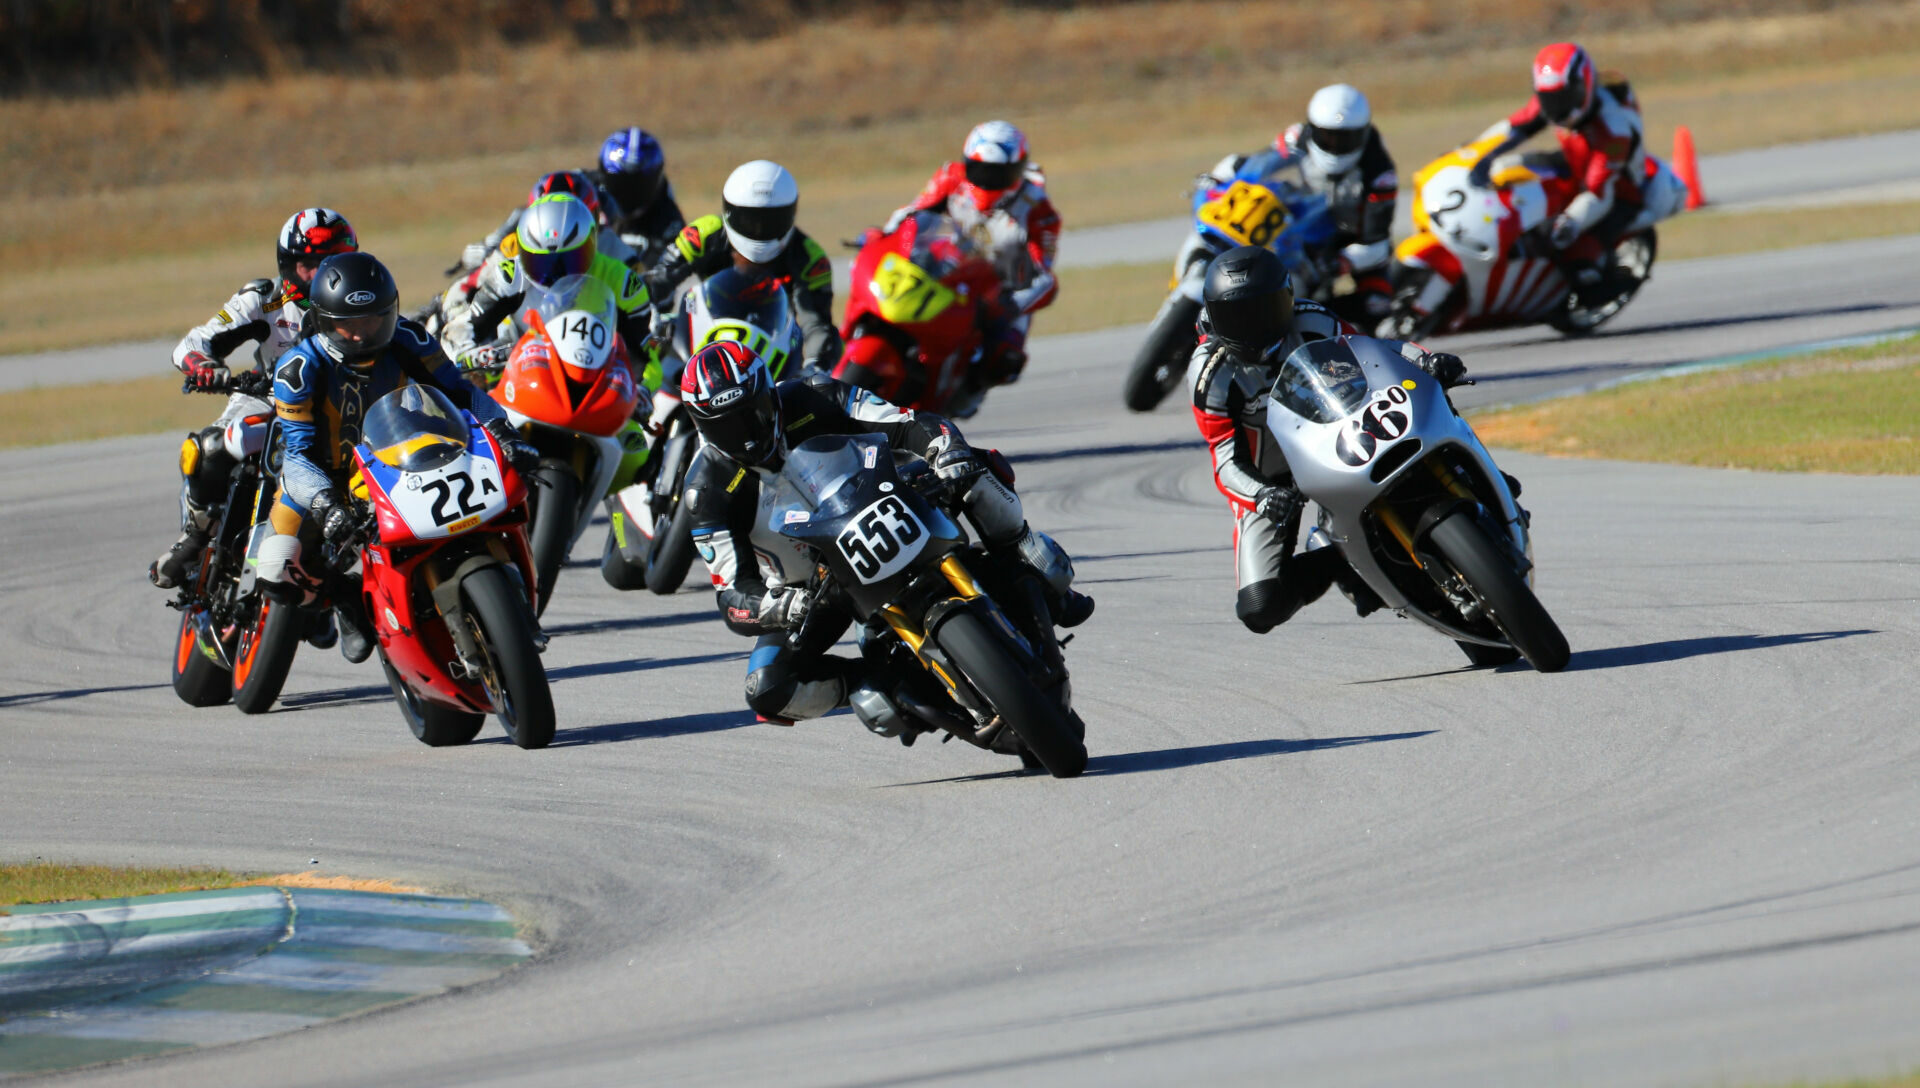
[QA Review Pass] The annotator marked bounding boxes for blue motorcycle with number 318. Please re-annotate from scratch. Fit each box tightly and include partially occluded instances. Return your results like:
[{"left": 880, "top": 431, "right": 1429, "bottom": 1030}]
[{"left": 1123, "top": 149, "right": 1335, "bottom": 412}]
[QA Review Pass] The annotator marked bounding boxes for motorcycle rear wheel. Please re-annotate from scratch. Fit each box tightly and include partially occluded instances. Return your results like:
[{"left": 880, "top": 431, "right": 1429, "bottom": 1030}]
[
  {"left": 644, "top": 503, "right": 697, "bottom": 596},
  {"left": 1550, "top": 230, "right": 1658, "bottom": 336},
  {"left": 1427, "top": 511, "right": 1570, "bottom": 673},
  {"left": 171, "top": 608, "right": 233, "bottom": 708},
  {"left": 528, "top": 464, "right": 580, "bottom": 618},
  {"left": 232, "top": 595, "right": 303, "bottom": 714},
  {"left": 935, "top": 611, "right": 1087, "bottom": 778},
  {"left": 382, "top": 653, "right": 484, "bottom": 747},
  {"left": 463, "top": 566, "right": 556, "bottom": 749},
  {"left": 1123, "top": 295, "right": 1200, "bottom": 412}
]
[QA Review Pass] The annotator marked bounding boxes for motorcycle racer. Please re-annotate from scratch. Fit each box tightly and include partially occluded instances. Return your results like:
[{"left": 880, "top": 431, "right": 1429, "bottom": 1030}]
[
  {"left": 586, "top": 126, "right": 688, "bottom": 265},
  {"left": 1187, "top": 245, "right": 1466, "bottom": 633},
  {"left": 450, "top": 171, "right": 642, "bottom": 286},
  {"left": 150, "top": 207, "right": 359, "bottom": 592},
  {"left": 1467, "top": 42, "right": 1646, "bottom": 303},
  {"left": 257, "top": 252, "right": 535, "bottom": 664},
  {"left": 881, "top": 120, "right": 1059, "bottom": 387},
  {"left": 644, "top": 160, "right": 843, "bottom": 373},
  {"left": 1202, "top": 85, "right": 1398, "bottom": 325},
  {"left": 677, "top": 340, "right": 1093, "bottom": 725}
]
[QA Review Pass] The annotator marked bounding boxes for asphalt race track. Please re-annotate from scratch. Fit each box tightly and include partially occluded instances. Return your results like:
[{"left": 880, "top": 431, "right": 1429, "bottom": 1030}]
[{"left": 5, "top": 238, "right": 1920, "bottom": 1082}]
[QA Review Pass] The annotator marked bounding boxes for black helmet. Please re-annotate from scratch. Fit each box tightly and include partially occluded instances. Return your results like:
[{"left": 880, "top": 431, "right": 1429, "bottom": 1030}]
[
  {"left": 1202, "top": 245, "right": 1295, "bottom": 351},
  {"left": 308, "top": 252, "right": 400, "bottom": 368}
]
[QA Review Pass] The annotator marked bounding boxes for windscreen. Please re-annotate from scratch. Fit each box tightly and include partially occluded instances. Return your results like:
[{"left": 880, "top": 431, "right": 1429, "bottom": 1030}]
[
  {"left": 363, "top": 383, "right": 470, "bottom": 470},
  {"left": 518, "top": 272, "right": 618, "bottom": 330},
  {"left": 700, "top": 266, "right": 792, "bottom": 334},
  {"left": 769, "top": 434, "right": 887, "bottom": 516},
  {"left": 1271, "top": 338, "right": 1372, "bottom": 424}
]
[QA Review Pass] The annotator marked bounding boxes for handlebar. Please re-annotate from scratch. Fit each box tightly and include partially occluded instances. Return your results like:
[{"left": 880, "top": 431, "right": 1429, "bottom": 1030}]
[{"left": 180, "top": 367, "right": 273, "bottom": 397}]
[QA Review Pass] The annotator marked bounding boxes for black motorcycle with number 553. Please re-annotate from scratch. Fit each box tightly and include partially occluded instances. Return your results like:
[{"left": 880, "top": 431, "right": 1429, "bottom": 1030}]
[{"left": 768, "top": 433, "right": 1088, "bottom": 777}]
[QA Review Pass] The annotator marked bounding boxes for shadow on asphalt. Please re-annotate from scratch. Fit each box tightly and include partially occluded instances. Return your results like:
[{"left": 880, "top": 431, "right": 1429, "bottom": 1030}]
[
  {"left": 1085, "top": 732, "right": 1437, "bottom": 776},
  {"left": 276, "top": 650, "right": 745, "bottom": 712},
  {"left": 1012, "top": 439, "right": 1203, "bottom": 465},
  {"left": 474, "top": 708, "right": 759, "bottom": 747},
  {"left": 541, "top": 611, "right": 712, "bottom": 637},
  {"left": 1472, "top": 301, "right": 1899, "bottom": 355},
  {"left": 0, "top": 683, "right": 169, "bottom": 708},
  {"left": 1558, "top": 629, "right": 1876, "bottom": 672}
]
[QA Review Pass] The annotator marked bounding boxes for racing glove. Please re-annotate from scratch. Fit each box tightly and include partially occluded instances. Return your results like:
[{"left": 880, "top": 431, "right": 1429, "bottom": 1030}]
[
  {"left": 1466, "top": 157, "right": 1494, "bottom": 190},
  {"left": 1418, "top": 351, "right": 1468, "bottom": 389},
  {"left": 180, "top": 352, "right": 230, "bottom": 392},
  {"left": 1253, "top": 484, "right": 1303, "bottom": 526},
  {"left": 932, "top": 445, "right": 982, "bottom": 484},
  {"left": 756, "top": 585, "right": 812, "bottom": 630},
  {"left": 458, "top": 339, "right": 513, "bottom": 373},
  {"left": 1547, "top": 213, "right": 1583, "bottom": 251},
  {"left": 484, "top": 418, "right": 541, "bottom": 474},
  {"left": 308, "top": 489, "right": 358, "bottom": 549},
  {"left": 882, "top": 206, "right": 914, "bottom": 235}
]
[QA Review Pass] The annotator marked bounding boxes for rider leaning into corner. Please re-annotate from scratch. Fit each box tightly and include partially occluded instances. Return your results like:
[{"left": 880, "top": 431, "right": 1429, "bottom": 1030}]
[
  {"left": 1204, "top": 84, "right": 1399, "bottom": 326},
  {"left": 644, "top": 160, "right": 844, "bottom": 373},
  {"left": 1467, "top": 42, "right": 1649, "bottom": 306},
  {"left": 255, "top": 252, "right": 538, "bottom": 664},
  {"left": 1187, "top": 245, "right": 1475, "bottom": 634},
  {"left": 676, "top": 340, "right": 1094, "bottom": 726},
  {"left": 151, "top": 207, "right": 359, "bottom": 596},
  {"left": 882, "top": 120, "right": 1060, "bottom": 393}
]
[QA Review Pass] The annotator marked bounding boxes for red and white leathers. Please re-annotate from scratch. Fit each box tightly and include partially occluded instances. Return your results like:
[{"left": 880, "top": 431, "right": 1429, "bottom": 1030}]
[{"left": 1482, "top": 81, "right": 1646, "bottom": 261}]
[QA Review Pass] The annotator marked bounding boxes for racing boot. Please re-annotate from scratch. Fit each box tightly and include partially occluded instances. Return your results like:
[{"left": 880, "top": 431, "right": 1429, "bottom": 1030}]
[
  {"left": 1010, "top": 526, "right": 1095, "bottom": 628},
  {"left": 303, "top": 608, "right": 339, "bottom": 651},
  {"left": 1304, "top": 527, "right": 1382, "bottom": 618},
  {"left": 333, "top": 597, "right": 376, "bottom": 665},
  {"left": 150, "top": 497, "right": 214, "bottom": 589}
]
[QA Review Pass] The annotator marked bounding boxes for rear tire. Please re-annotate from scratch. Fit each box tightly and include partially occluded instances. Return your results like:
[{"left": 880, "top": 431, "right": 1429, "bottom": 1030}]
[
  {"left": 382, "top": 654, "right": 483, "bottom": 747},
  {"left": 232, "top": 596, "right": 303, "bottom": 714},
  {"left": 935, "top": 611, "right": 1086, "bottom": 778},
  {"left": 462, "top": 565, "right": 556, "bottom": 749},
  {"left": 1123, "top": 295, "right": 1200, "bottom": 412},
  {"left": 171, "top": 609, "right": 232, "bottom": 708},
  {"left": 528, "top": 464, "right": 580, "bottom": 618},
  {"left": 644, "top": 502, "right": 697, "bottom": 596},
  {"left": 1428, "top": 511, "right": 1570, "bottom": 673}
]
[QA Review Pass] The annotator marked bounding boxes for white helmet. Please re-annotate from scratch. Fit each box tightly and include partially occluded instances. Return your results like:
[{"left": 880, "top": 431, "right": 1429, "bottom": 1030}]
[
  {"left": 1303, "top": 84, "right": 1373, "bottom": 177},
  {"left": 721, "top": 160, "right": 799, "bottom": 265}
]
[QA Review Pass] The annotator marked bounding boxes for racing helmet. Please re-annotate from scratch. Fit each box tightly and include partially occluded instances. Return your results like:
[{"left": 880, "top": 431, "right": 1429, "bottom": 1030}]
[
  {"left": 721, "top": 160, "right": 800, "bottom": 265},
  {"left": 1533, "top": 42, "right": 1597, "bottom": 126},
  {"left": 682, "top": 340, "right": 780, "bottom": 466},
  {"left": 528, "top": 170, "right": 604, "bottom": 224},
  {"left": 1202, "top": 245, "right": 1295, "bottom": 352},
  {"left": 1302, "top": 84, "right": 1372, "bottom": 177},
  {"left": 598, "top": 127, "right": 667, "bottom": 215},
  {"left": 516, "top": 194, "right": 599, "bottom": 287},
  {"left": 960, "top": 120, "right": 1029, "bottom": 209},
  {"left": 307, "top": 252, "right": 400, "bottom": 369},
  {"left": 276, "top": 207, "right": 359, "bottom": 308}
]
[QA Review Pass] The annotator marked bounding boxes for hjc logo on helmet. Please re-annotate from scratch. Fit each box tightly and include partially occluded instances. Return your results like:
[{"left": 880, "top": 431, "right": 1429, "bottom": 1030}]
[
  {"left": 344, "top": 290, "right": 377, "bottom": 305},
  {"left": 710, "top": 387, "right": 746, "bottom": 408}
]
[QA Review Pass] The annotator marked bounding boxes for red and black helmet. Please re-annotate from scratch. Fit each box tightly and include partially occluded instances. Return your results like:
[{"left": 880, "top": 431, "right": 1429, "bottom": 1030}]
[
  {"left": 1532, "top": 42, "right": 1597, "bottom": 126},
  {"left": 683, "top": 340, "right": 780, "bottom": 466},
  {"left": 276, "top": 208, "right": 359, "bottom": 307},
  {"left": 528, "top": 170, "right": 605, "bottom": 224}
]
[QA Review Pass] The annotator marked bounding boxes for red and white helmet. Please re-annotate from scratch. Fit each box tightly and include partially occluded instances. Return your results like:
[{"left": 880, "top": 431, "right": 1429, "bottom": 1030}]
[
  {"left": 275, "top": 207, "right": 358, "bottom": 307},
  {"left": 1532, "top": 42, "right": 1596, "bottom": 126},
  {"left": 682, "top": 340, "right": 780, "bottom": 465},
  {"left": 959, "top": 120, "right": 1029, "bottom": 210}
]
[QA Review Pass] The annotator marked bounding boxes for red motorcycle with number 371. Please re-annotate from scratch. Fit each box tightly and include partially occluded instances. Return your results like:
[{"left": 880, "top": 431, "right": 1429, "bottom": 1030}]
[{"left": 348, "top": 384, "right": 556, "bottom": 749}]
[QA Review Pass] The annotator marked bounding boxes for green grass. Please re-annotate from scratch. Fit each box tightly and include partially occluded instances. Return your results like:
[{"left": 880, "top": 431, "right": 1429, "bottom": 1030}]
[
  {"left": 0, "top": 862, "right": 253, "bottom": 910},
  {"left": 0, "top": 374, "right": 230, "bottom": 450},
  {"left": 1469, "top": 336, "right": 1920, "bottom": 474}
]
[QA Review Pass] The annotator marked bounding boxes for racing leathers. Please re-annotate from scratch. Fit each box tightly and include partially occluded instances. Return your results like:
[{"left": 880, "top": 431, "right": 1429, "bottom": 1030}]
[
  {"left": 1188, "top": 301, "right": 1462, "bottom": 632},
  {"left": 1204, "top": 132, "right": 1398, "bottom": 323},
  {"left": 885, "top": 161, "right": 1061, "bottom": 384},
  {"left": 1475, "top": 80, "right": 1646, "bottom": 268},
  {"left": 644, "top": 214, "right": 843, "bottom": 372},
  {"left": 686, "top": 372, "right": 1083, "bottom": 723},
  {"left": 438, "top": 244, "right": 661, "bottom": 395},
  {"left": 583, "top": 169, "right": 688, "bottom": 267}
]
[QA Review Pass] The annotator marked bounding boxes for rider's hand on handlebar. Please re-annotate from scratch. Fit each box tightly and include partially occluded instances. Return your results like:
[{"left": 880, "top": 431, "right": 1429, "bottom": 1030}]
[
  {"left": 1419, "top": 351, "right": 1469, "bottom": 389},
  {"left": 1254, "top": 485, "right": 1303, "bottom": 526},
  {"left": 180, "top": 353, "right": 232, "bottom": 393},
  {"left": 310, "top": 489, "right": 358, "bottom": 549},
  {"left": 757, "top": 585, "right": 812, "bottom": 630},
  {"left": 932, "top": 447, "right": 984, "bottom": 489},
  {"left": 483, "top": 418, "right": 540, "bottom": 474},
  {"left": 459, "top": 340, "right": 512, "bottom": 373},
  {"left": 1466, "top": 157, "right": 1493, "bottom": 189}
]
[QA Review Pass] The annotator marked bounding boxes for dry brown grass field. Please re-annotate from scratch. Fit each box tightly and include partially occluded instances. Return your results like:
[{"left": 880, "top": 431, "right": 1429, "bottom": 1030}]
[{"left": 6, "top": 0, "right": 1920, "bottom": 354}]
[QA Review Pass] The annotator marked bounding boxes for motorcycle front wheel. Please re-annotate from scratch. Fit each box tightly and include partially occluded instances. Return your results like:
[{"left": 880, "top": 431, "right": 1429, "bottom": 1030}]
[
  {"left": 232, "top": 595, "right": 303, "bottom": 714},
  {"left": 1427, "top": 510, "right": 1570, "bottom": 673},
  {"left": 600, "top": 521, "right": 649, "bottom": 590},
  {"left": 382, "top": 653, "right": 484, "bottom": 747},
  {"left": 462, "top": 565, "right": 556, "bottom": 749},
  {"left": 527, "top": 464, "right": 581, "bottom": 617},
  {"left": 935, "top": 611, "right": 1087, "bottom": 778},
  {"left": 644, "top": 503, "right": 696, "bottom": 596},
  {"left": 171, "top": 607, "right": 232, "bottom": 708},
  {"left": 1122, "top": 294, "right": 1200, "bottom": 413}
]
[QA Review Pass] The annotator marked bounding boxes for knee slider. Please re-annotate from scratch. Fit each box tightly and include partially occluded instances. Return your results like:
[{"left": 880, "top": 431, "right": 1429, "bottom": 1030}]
[
  {"left": 1016, "top": 529, "right": 1075, "bottom": 597},
  {"left": 743, "top": 666, "right": 798, "bottom": 720},
  {"left": 1236, "top": 579, "right": 1301, "bottom": 633}
]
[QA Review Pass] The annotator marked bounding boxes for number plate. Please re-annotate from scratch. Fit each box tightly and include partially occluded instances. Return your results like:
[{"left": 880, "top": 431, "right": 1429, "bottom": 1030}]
[
  {"left": 835, "top": 494, "right": 928, "bottom": 583},
  {"left": 869, "top": 252, "right": 958, "bottom": 325},
  {"left": 1197, "top": 180, "right": 1291, "bottom": 248},
  {"left": 383, "top": 455, "right": 508, "bottom": 540}
]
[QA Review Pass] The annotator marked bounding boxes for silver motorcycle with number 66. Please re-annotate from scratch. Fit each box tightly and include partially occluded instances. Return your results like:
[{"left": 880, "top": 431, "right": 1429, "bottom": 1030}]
[{"left": 1264, "top": 337, "right": 1569, "bottom": 671}]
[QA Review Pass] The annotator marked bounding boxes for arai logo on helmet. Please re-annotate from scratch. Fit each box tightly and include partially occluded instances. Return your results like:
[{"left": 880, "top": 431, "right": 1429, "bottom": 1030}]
[
  {"left": 344, "top": 290, "right": 377, "bottom": 305},
  {"left": 710, "top": 387, "right": 746, "bottom": 408}
]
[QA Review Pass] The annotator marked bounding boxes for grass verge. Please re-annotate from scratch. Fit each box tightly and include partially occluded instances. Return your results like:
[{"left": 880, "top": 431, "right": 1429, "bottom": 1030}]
[
  {"left": 0, "top": 375, "right": 221, "bottom": 449},
  {"left": 1663, "top": 200, "right": 1920, "bottom": 262},
  {"left": 1469, "top": 335, "right": 1920, "bottom": 474},
  {"left": 0, "top": 861, "right": 426, "bottom": 911}
]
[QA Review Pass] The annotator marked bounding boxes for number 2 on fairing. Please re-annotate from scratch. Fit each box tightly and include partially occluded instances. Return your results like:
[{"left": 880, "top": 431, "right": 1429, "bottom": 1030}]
[
  {"left": 422, "top": 471, "right": 485, "bottom": 526},
  {"left": 836, "top": 495, "right": 927, "bottom": 582}
]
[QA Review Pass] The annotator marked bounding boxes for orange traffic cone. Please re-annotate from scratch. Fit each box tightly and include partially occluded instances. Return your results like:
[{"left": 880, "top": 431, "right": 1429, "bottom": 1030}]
[{"left": 1673, "top": 125, "right": 1706, "bottom": 209}]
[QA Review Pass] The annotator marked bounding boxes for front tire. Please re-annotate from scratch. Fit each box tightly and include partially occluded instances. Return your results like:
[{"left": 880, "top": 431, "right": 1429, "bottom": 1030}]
[
  {"left": 1122, "top": 294, "right": 1200, "bottom": 412},
  {"left": 462, "top": 565, "right": 556, "bottom": 749},
  {"left": 644, "top": 502, "right": 697, "bottom": 596},
  {"left": 381, "top": 653, "right": 483, "bottom": 746},
  {"left": 527, "top": 464, "right": 581, "bottom": 618},
  {"left": 171, "top": 609, "right": 232, "bottom": 708},
  {"left": 1428, "top": 511, "right": 1569, "bottom": 673},
  {"left": 935, "top": 611, "right": 1087, "bottom": 778},
  {"left": 232, "top": 596, "right": 303, "bottom": 714}
]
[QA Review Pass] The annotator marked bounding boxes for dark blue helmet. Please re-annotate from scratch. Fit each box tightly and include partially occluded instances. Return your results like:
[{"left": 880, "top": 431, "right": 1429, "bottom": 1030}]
[{"left": 597, "top": 127, "right": 667, "bottom": 216}]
